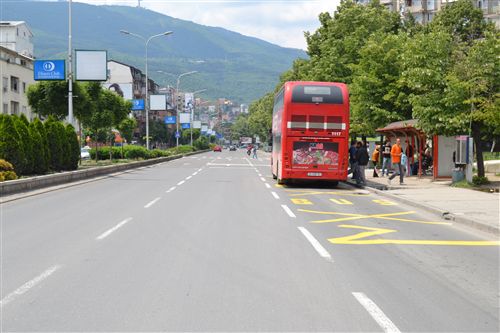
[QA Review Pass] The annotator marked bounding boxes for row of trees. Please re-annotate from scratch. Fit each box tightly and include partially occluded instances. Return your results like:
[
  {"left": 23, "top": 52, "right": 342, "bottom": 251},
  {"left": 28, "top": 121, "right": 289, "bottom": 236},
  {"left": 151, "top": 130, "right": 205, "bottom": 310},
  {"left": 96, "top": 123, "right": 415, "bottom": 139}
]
[
  {"left": 0, "top": 114, "right": 79, "bottom": 175},
  {"left": 235, "top": 0, "right": 499, "bottom": 177},
  {"left": 28, "top": 81, "right": 133, "bottom": 146}
]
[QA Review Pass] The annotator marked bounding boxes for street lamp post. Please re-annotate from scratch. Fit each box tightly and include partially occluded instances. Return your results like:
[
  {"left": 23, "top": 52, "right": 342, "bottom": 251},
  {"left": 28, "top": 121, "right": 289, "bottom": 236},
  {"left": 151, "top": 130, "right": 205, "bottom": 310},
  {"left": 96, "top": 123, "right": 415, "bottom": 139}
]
[
  {"left": 120, "top": 30, "right": 173, "bottom": 150},
  {"left": 175, "top": 71, "right": 197, "bottom": 147},
  {"left": 190, "top": 89, "right": 207, "bottom": 146}
]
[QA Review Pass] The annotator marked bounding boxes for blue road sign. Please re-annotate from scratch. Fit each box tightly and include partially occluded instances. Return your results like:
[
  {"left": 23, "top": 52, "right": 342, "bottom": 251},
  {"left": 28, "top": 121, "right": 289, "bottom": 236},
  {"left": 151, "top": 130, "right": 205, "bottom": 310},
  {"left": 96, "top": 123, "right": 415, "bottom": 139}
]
[
  {"left": 131, "top": 99, "right": 145, "bottom": 110},
  {"left": 181, "top": 123, "right": 191, "bottom": 129},
  {"left": 164, "top": 116, "right": 176, "bottom": 124},
  {"left": 175, "top": 131, "right": 181, "bottom": 138},
  {"left": 34, "top": 60, "right": 66, "bottom": 81}
]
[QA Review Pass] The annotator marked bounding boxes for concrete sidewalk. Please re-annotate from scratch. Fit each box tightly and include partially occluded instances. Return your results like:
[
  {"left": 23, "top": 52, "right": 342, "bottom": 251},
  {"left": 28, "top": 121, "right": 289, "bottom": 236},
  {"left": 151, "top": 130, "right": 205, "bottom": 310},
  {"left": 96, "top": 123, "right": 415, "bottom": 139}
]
[{"left": 351, "top": 170, "right": 500, "bottom": 235}]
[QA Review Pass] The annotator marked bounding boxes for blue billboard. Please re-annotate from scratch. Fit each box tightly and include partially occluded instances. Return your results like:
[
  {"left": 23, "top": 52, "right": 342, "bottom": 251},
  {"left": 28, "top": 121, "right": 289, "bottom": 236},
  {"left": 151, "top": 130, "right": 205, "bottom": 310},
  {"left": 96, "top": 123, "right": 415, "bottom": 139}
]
[
  {"left": 34, "top": 60, "right": 66, "bottom": 81},
  {"left": 131, "top": 99, "right": 144, "bottom": 110},
  {"left": 164, "top": 116, "right": 176, "bottom": 124},
  {"left": 181, "top": 123, "right": 191, "bottom": 129}
]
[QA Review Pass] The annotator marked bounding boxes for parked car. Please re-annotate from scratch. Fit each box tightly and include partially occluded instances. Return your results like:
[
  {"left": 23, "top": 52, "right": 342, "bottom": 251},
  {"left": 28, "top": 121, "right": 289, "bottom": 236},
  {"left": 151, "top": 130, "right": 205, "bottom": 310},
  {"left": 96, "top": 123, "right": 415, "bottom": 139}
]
[
  {"left": 213, "top": 145, "right": 222, "bottom": 152},
  {"left": 80, "top": 146, "right": 91, "bottom": 160}
]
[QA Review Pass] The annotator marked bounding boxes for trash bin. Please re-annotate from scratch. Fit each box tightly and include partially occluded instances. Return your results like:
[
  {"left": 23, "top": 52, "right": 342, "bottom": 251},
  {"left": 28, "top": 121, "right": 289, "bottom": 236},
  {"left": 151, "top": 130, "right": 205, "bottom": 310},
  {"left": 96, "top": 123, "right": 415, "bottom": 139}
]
[{"left": 452, "top": 168, "right": 465, "bottom": 183}]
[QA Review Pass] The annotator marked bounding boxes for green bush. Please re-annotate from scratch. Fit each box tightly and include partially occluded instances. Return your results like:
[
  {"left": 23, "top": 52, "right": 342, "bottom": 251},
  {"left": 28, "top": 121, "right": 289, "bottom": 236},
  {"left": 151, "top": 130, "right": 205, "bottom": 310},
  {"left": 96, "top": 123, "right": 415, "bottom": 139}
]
[
  {"left": 3, "top": 170, "right": 18, "bottom": 181},
  {"left": 193, "top": 136, "right": 209, "bottom": 150},
  {"left": 0, "top": 159, "right": 14, "bottom": 171},
  {"left": 44, "top": 117, "right": 65, "bottom": 171},
  {"left": 65, "top": 124, "right": 80, "bottom": 170},
  {"left": 0, "top": 115, "right": 26, "bottom": 174},
  {"left": 15, "top": 114, "right": 34, "bottom": 174},
  {"left": 33, "top": 118, "right": 50, "bottom": 172},
  {"left": 124, "top": 145, "right": 149, "bottom": 159},
  {"left": 472, "top": 175, "right": 490, "bottom": 186},
  {"left": 29, "top": 121, "right": 49, "bottom": 174},
  {"left": 169, "top": 145, "right": 195, "bottom": 155}
]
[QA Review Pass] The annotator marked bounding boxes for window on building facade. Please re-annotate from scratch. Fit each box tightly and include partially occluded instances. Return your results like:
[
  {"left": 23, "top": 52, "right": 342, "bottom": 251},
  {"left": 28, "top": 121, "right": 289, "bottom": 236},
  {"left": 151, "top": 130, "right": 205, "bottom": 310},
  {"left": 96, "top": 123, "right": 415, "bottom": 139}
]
[
  {"left": 10, "top": 76, "right": 19, "bottom": 93},
  {"left": 2, "top": 77, "right": 8, "bottom": 93},
  {"left": 2, "top": 103, "right": 8, "bottom": 115},
  {"left": 22, "top": 105, "right": 27, "bottom": 117},
  {"left": 11, "top": 101, "right": 19, "bottom": 115},
  {"left": 22, "top": 82, "right": 27, "bottom": 93}
]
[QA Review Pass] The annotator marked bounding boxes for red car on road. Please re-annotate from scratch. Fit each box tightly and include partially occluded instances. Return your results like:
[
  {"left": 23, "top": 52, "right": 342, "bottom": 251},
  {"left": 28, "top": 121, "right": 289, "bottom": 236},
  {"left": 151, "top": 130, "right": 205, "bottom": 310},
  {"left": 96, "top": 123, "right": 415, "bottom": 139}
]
[{"left": 213, "top": 145, "right": 222, "bottom": 152}]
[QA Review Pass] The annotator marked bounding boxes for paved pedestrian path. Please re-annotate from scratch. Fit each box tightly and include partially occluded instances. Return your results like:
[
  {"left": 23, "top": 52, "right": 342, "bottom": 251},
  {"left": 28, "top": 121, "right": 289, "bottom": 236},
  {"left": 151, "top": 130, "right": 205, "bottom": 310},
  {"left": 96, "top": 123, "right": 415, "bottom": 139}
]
[{"left": 353, "top": 170, "right": 500, "bottom": 235}]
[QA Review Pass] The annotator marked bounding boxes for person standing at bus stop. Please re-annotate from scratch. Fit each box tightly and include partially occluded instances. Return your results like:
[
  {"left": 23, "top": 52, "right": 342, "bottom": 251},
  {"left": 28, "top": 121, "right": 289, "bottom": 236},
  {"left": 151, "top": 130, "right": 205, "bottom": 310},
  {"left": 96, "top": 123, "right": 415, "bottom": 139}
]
[
  {"left": 355, "top": 141, "right": 369, "bottom": 185},
  {"left": 388, "top": 138, "right": 404, "bottom": 185},
  {"left": 381, "top": 138, "right": 392, "bottom": 176}
]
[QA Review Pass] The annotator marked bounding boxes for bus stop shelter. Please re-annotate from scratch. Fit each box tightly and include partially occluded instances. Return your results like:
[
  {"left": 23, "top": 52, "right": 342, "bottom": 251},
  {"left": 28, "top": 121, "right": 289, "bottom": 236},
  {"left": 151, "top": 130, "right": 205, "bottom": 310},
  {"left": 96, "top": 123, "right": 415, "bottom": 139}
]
[{"left": 376, "top": 119, "right": 427, "bottom": 178}]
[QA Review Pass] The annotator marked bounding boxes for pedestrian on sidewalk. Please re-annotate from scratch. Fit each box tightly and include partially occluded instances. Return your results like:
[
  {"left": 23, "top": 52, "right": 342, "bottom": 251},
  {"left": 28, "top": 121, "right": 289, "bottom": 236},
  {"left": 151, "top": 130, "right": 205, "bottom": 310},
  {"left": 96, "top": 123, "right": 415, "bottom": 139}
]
[
  {"left": 371, "top": 144, "right": 380, "bottom": 177},
  {"left": 355, "top": 141, "right": 369, "bottom": 185},
  {"left": 347, "top": 140, "right": 359, "bottom": 181},
  {"left": 252, "top": 145, "right": 258, "bottom": 159},
  {"left": 381, "top": 138, "right": 392, "bottom": 176},
  {"left": 388, "top": 138, "right": 404, "bottom": 185}
]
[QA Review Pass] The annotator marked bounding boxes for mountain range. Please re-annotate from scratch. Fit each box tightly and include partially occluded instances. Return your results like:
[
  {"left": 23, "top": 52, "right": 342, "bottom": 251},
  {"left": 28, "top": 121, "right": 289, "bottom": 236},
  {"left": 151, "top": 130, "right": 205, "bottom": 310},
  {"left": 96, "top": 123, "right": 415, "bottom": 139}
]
[{"left": 1, "top": 0, "right": 307, "bottom": 104}]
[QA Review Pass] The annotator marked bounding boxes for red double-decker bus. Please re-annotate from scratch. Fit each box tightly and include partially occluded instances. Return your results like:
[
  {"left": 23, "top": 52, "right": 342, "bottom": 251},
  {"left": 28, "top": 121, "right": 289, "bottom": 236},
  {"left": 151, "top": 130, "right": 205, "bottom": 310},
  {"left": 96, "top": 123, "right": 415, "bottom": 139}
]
[{"left": 271, "top": 81, "right": 350, "bottom": 185}]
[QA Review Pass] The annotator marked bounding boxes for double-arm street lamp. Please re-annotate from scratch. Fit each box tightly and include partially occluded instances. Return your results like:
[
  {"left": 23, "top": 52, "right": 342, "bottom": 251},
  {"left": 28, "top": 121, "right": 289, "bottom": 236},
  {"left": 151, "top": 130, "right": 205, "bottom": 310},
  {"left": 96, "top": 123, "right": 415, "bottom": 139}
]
[
  {"left": 120, "top": 29, "right": 173, "bottom": 150},
  {"left": 175, "top": 71, "right": 198, "bottom": 146}
]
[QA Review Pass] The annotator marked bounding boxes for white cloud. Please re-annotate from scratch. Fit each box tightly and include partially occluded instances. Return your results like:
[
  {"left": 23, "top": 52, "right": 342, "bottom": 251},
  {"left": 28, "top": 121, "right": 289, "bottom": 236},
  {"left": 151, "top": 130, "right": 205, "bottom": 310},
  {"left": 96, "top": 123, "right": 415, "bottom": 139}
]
[{"left": 74, "top": 0, "right": 339, "bottom": 49}]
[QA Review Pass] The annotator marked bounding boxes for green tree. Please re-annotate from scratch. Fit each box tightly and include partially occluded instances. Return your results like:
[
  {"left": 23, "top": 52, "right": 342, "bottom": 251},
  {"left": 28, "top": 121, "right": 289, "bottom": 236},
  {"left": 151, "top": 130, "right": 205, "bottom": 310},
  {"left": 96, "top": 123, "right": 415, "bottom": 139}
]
[
  {"left": 27, "top": 81, "right": 90, "bottom": 121},
  {"left": 247, "top": 92, "right": 273, "bottom": 143},
  {"left": 117, "top": 117, "right": 137, "bottom": 143},
  {"left": 350, "top": 32, "right": 411, "bottom": 134},
  {"left": 0, "top": 115, "right": 25, "bottom": 174},
  {"left": 33, "top": 118, "right": 51, "bottom": 171},
  {"left": 65, "top": 124, "right": 80, "bottom": 170},
  {"left": 304, "top": 0, "right": 400, "bottom": 84},
  {"left": 181, "top": 128, "right": 201, "bottom": 144},
  {"left": 28, "top": 120, "right": 49, "bottom": 174},
  {"left": 44, "top": 116, "right": 65, "bottom": 171},
  {"left": 13, "top": 115, "right": 34, "bottom": 174}
]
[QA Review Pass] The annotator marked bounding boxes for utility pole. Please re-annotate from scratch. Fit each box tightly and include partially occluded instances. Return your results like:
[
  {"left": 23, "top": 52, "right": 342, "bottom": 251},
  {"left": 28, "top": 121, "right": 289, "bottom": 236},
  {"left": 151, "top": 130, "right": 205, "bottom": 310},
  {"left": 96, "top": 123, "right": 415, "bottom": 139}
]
[{"left": 68, "top": 0, "right": 74, "bottom": 126}]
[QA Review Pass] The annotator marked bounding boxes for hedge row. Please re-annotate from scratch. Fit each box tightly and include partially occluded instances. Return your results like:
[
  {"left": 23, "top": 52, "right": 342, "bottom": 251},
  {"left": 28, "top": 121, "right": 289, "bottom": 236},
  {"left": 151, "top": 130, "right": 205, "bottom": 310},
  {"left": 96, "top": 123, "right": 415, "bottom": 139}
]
[
  {"left": 89, "top": 145, "right": 197, "bottom": 161},
  {"left": 0, "top": 115, "right": 79, "bottom": 176}
]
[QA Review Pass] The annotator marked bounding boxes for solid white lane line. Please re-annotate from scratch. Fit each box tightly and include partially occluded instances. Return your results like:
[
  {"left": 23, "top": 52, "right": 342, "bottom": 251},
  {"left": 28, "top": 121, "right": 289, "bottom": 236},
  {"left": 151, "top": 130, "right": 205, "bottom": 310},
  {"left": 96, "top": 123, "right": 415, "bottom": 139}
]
[
  {"left": 260, "top": 177, "right": 266, "bottom": 182},
  {"left": 265, "top": 183, "right": 271, "bottom": 189},
  {"left": 177, "top": 180, "right": 185, "bottom": 186},
  {"left": 144, "top": 197, "right": 161, "bottom": 208},
  {"left": 281, "top": 204, "right": 296, "bottom": 218},
  {"left": 297, "top": 227, "right": 333, "bottom": 262},
  {"left": 96, "top": 218, "right": 133, "bottom": 240},
  {"left": 271, "top": 191, "right": 280, "bottom": 199},
  {"left": 0, "top": 265, "right": 61, "bottom": 307},
  {"left": 166, "top": 186, "right": 176, "bottom": 193},
  {"left": 186, "top": 176, "right": 192, "bottom": 180},
  {"left": 352, "top": 292, "right": 401, "bottom": 333}
]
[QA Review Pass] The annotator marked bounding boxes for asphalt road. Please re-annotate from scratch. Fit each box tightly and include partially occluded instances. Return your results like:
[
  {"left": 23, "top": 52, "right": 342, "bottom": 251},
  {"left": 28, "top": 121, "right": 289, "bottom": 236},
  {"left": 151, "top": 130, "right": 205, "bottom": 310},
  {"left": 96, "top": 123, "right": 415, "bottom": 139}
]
[{"left": 1, "top": 150, "right": 499, "bottom": 332}]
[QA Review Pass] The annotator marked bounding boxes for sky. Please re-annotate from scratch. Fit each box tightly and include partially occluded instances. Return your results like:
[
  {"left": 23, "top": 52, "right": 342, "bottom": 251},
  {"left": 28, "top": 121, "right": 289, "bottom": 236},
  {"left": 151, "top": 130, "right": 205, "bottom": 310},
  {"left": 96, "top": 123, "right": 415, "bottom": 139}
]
[{"left": 73, "top": 0, "right": 339, "bottom": 50}]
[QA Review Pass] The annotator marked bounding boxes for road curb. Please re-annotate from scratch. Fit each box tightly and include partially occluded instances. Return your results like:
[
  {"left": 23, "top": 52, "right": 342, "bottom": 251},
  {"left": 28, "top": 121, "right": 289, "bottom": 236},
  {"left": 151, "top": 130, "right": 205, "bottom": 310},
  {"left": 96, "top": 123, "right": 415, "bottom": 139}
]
[
  {"left": 0, "top": 149, "right": 209, "bottom": 202},
  {"left": 346, "top": 181, "right": 500, "bottom": 236}
]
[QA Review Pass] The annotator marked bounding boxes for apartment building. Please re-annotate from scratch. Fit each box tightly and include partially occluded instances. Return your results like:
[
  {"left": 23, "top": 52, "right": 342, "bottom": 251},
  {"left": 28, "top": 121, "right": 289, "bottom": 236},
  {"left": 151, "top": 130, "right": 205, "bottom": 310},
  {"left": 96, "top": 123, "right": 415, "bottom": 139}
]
[{"left": 0, "top": 21, "right": 35, "bottom": 119}]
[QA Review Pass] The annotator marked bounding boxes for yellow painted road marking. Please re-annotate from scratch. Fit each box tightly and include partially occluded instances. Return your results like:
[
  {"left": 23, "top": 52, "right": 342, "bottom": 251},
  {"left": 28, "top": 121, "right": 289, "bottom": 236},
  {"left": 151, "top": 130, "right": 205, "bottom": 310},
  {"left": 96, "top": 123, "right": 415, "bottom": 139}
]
[
  {"left": 372, "top": 199, "right": 397, "bottom": 206},
  {"left": 275, "top": 184, "right": 284, "bottom": 188},
  {"left": 291, "top": 198, "right": 313, "bottom": 205},
  {"left": 329, "top": 225, "right": 500, "bottom": 246},
  {"left": 298, "top": 209, "right": 451, "bottom": 225},
  {"left": 286, "top": 190, "right": 369, "bottom": 197},
  {"left": 330, "top": 198, "right": 353, "bottom": 205}
]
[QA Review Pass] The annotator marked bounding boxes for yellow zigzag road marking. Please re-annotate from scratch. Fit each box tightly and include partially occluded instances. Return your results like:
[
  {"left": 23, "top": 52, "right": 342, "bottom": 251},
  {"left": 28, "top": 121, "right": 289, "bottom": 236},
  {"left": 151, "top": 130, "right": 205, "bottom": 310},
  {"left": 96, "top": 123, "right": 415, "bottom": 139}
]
[
  {"left": 298, "top": 209, "right": 451, "bottom": 225},
  {"left": 329, "top": 225, "right": 500, "bottom": 246}
]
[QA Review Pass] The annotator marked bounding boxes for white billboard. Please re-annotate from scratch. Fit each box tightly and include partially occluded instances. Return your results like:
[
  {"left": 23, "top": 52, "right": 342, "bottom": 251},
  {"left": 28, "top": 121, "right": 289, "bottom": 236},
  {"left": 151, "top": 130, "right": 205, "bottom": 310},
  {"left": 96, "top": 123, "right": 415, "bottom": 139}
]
[
  {"left": 150, "top": 95, "right": 166, "bottom": 110},
  {"left": 193, "top": 121, "right": 202, "bottom": 129},
  {"left": 103, "top": 83, "right": 133, "bottom": 100},
  {"left": 75, "top": 50, "right": 107, "bottom": 81},
  {"left": 201, "top": 125, "right": 208, "bottom": 132},
  {"left": 179, "top": 113, "right": 191, "bottom": 124},
  {"left": 184, "top": 93, "right": 194, "bottom": 111}
]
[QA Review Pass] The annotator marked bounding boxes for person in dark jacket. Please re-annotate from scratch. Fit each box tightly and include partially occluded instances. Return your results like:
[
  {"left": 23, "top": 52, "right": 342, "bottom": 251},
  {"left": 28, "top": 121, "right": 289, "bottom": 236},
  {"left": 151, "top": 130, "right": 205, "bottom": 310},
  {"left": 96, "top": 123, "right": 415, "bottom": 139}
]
[
  {"left": 355, "top": 141, "right": 369, "bottom": 185},
  {"left": 348, "top": 140, "right": 358, "bottom": 180}
]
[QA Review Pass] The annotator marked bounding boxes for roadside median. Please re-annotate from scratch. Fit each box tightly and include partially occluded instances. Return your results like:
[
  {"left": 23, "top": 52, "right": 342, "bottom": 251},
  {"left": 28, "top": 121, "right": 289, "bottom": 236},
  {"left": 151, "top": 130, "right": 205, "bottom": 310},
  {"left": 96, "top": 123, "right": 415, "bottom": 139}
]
[{"left": 0, "top": 150, "right": 209, "bottom": 201}]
